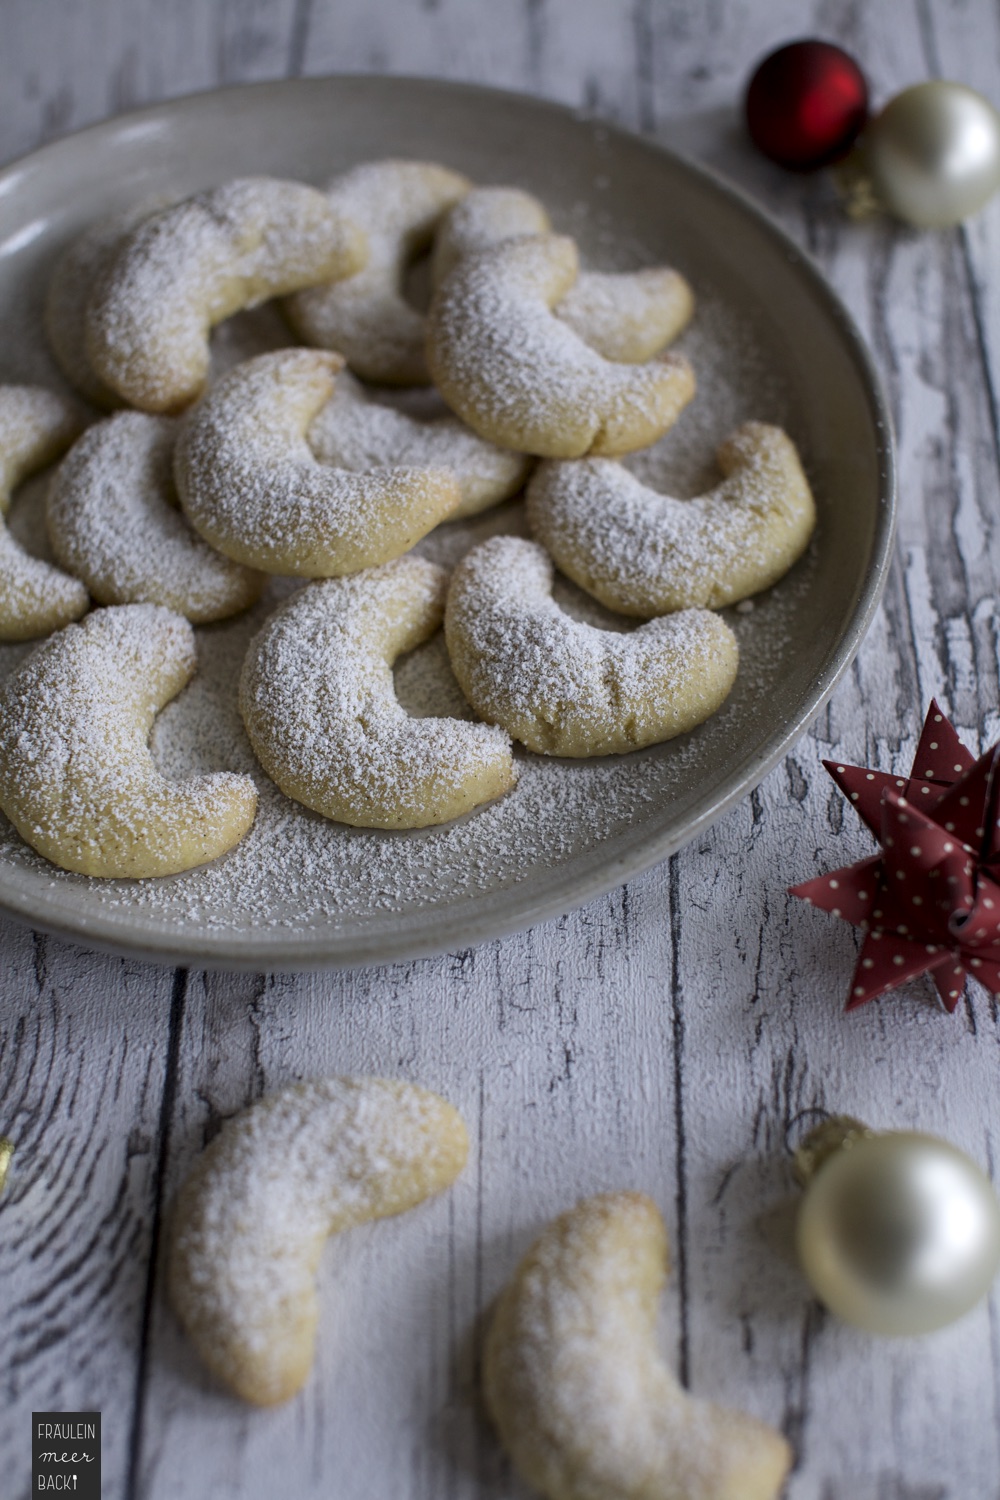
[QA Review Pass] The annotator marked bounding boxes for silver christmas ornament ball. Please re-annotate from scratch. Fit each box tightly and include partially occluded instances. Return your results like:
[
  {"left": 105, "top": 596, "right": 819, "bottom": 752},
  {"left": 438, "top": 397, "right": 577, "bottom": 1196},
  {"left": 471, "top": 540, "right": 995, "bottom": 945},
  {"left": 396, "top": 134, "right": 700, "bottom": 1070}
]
[
  {"left": 866, "top": 81, "right": 1000, "bottom": 228},
  {"left": 796, "top": 1121, "right": 1000, "bottom": 1335}
]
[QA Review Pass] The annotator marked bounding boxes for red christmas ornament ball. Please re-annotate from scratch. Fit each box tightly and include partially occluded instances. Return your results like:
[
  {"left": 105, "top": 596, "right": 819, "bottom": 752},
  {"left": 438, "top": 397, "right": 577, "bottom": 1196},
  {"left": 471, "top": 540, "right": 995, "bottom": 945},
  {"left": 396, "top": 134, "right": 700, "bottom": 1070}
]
[{"left": 745, "top": 39, "right": 869, "bottom": 171}]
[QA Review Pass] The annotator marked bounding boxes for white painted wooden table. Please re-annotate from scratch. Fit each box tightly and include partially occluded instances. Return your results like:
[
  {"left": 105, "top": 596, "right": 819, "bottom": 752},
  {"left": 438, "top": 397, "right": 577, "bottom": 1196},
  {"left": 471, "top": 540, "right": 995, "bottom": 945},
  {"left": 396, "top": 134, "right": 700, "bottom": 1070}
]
[{"left": 2, "top": 3, "right": 999, "bottom": 1497}]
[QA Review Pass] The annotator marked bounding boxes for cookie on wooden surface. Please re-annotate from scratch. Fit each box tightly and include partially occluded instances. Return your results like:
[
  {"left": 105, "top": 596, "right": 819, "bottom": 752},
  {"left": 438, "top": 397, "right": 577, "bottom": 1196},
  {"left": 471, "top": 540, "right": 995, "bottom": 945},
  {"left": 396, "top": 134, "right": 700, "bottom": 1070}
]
[
  {"left": 445, "top": 536, "right": 737, "bottom": 756},
  {"left": 240, "top": 556, "right": 514, "bottom": 828},
  {"left": 168, "top": 1076, "right": 469, "bottom": 1405},
  {"left": 484, "top": 1191, "right": 792, "bottom": 1500},
  {"left": 528, "top": 422, "right": 816, "bottom": 616},
  {"left": 0, "top": 603, "right": 257, "bottom": 876},
  {"left": 85, "top": 178, "right": 365, "bottom": 412}
]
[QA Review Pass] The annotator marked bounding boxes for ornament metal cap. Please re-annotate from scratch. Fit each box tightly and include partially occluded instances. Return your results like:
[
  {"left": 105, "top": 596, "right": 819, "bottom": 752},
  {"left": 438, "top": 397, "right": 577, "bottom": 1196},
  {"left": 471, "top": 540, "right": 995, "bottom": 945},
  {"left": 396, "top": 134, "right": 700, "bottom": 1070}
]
[
  {"left": 794, "top": 1115, "right": 1000, "bottom": 1335},
  {"left": 792, "top": 1114, "right": 873, "bottom": 1187},
  {"left": 836, "top": 80, "right": 1000, "bottom": 228}
]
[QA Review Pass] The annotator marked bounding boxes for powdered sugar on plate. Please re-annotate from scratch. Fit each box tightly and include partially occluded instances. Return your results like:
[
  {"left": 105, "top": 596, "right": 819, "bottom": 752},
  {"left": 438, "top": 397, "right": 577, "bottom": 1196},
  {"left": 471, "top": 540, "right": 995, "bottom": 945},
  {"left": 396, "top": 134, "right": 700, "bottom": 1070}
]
[{"left": 0, "top": 196, "right": 819, "bottom": 945}]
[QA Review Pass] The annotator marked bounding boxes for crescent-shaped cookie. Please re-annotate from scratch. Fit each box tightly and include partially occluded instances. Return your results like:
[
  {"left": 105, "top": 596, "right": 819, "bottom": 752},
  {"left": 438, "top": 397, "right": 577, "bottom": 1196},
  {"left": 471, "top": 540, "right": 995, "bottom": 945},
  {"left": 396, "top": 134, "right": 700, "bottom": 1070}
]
[
  {"left": 426, "top": 235, "right": 695, "bottom": 458},
  {"left": 484, "top": 1192, "right": 792, "bottom": 1500},
  {"left": 85, "top": 177, "right": 366, "bottom": 412},
  {"left": 47, "top": 411, "right": 265, "bottom": 622},
  {"left": 444, "top": 537, "right": 737, "bottom": 756},
  {"left": 45, "top": 196, "right": 174, "bottom": 407},
  {"left": 527, "top": 422, "right": 817, "bottom": 616},
  {"left": 307, "top": 369, "right": 532, "bottom": 519},
  {"left": 240, "top": 556, "right": 514, "bottom": 828},
  {"left": 286, "top": 159, "right": 470, "bottom": 385},
  {"left": 432, "top": 186, "right": 694, "bottom": 363},
  {"left": 0, "top": 386, "right": 89, "bottom": 641},
  {"left": 0, "top": 603, "right": 258, "bottom": 876},
  {"left": 175, "top": 350, "right": 463, "bottom": 575},
  {"left": 431, "top": 186, "right": 551, "bottom": 284},
  {"left": 168, "top": 1076, "right": 469, "bottom": 1405}
]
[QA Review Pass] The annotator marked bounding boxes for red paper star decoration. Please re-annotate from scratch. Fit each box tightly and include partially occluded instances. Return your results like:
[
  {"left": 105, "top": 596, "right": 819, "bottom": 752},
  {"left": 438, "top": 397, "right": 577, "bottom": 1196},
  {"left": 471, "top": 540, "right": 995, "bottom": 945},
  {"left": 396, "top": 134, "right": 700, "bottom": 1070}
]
[{"left": 790, "top": 701, "right": 1000, "bottom": 1013}]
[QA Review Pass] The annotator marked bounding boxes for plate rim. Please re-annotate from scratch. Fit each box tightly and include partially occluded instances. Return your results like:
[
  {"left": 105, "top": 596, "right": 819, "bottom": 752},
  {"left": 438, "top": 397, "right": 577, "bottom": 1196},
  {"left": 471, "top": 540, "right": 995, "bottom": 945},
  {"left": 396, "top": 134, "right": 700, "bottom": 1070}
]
[{"left": 0, "top": 73, "right": 897, "bottom": 972}]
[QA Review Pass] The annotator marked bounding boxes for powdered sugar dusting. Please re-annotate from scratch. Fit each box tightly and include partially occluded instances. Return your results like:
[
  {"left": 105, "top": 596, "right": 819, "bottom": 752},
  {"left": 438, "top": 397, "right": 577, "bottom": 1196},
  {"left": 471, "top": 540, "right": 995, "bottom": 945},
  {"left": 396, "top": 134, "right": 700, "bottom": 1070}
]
[
  {"left": 527, "top": 421, "right": 815, "bottom": 616},
  {"left": 86, "top": 177, "right": 363, "bottom": 410},
  {"left": 307, "top": 369, "right": 532, "bottom": 519},
  {"left": 174, "top": 349, "right": 461, "bottom": 576},
  {"left": 426, "top": 235, "right": 695, "bottom": 458},
  {"left": 0, "top": 604, "right": 256, "bottom": 877},
  {"left": 44, "top": 194, "right": 177, "bottom": 407},
  {"left": 168, "top": 1076, "right": 468, "bottom": 1403},
  {"left": 46, "top": 410, "right": 264, "bottom": 622},
  {"left": 484, "top": 1192, "right": 791, "bottom": 1497},
  {"left": 432, "top": 185, "right": 692, "bottom": 364},
  {"left": 239, "top": 559, "right": 513, "bottom": 828},
  {"left": 0, "top": 234, "right": 815, "bottom": 937},
  {"left": 445, "top": 536, "right": 738, "bottom": 756},
  {"left": 286, "top": 160, "right": 469, "bottom": 385}
]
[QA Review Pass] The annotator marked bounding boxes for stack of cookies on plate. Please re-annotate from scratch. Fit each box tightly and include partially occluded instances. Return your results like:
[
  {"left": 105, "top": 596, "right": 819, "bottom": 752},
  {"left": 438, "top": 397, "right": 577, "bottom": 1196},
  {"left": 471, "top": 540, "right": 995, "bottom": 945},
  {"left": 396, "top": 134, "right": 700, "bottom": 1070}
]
[{"left": 0, "top": 160, "right": 816, "bottom": 879}]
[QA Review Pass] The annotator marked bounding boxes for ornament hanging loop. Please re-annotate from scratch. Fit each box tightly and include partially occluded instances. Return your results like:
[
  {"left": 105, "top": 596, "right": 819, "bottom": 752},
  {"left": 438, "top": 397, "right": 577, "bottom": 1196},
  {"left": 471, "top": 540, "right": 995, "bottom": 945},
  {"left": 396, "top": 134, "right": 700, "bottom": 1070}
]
[
  {"left": 0, "top": 1136, "right": 13, "bottom": 1197},
  {"left": 792, "top": 1114, "right": 873, "bottom": 1187}
]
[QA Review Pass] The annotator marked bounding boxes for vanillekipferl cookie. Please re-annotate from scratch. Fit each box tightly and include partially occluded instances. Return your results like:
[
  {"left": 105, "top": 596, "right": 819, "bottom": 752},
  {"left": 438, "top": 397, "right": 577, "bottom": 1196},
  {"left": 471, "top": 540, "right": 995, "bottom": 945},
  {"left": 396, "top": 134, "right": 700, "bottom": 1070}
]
[
  {"left": 168, "top": 1076, "right": 468, "bottom": 1404},
  {"left": 426, "top": 234, "right": 695, "bottom": 458},
  {"left": 45, "top": 195, "right": 175, "bottom": 407},
  {"left": 174, "top": 349, "right": 463, "bottom": 575},
  {"left": 240, "top": 556, "right": 514, "bottom": 829},
  {"left": 527, "top": 421, "right": 816, "bottom": 616},
  {"left": 0, "top": 603, "right": 257, "bottom": 877},
  {"left": 432, "top": 184, "right": 694, "bottom": 363},
  {"left": 47, "top": 410, "right": 265, "bottom": 622},
  {"left": 484, "top": 1191, "right": 792, "bottom": 1500},
  {"left": 444, "top": 536, "right": 738, "bottom": 757},
  {"left": 0, "top": 385, "right": 89, "bottom": 641},
  {"left": 85, "top": 177, "right": 366, "bottom": 412},
  {"left": 306, "top": 368, "right": 532, "bottom": 519},
  {"left": 285, "top": 159, "right": 470, "bottom": 385}
]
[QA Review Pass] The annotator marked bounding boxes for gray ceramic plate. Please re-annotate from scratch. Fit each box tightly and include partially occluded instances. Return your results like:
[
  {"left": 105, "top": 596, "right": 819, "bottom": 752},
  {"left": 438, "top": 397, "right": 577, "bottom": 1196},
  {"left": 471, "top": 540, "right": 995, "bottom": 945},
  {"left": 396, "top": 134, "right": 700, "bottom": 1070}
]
[{"left": 0, "top": 76, "right": 894, "bottom": 971}]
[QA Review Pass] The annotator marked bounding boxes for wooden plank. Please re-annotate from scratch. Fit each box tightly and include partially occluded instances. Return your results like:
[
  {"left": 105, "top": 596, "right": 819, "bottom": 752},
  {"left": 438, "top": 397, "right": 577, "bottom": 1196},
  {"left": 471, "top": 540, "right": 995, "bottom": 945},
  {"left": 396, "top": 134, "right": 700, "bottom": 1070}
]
[
  {"left": 0, "top": 922, "right": 178, "bottom": 1499},
  {"left": 0, "top": 6, "right": 305, "bottom": 1500},
  {"left": 301, "top": 0, "right": 643, "bottom": 114},
  {"left": 0, "top": 0, "right": 309, "bottom": 167},
  {"left": 645, "top": 2, "right": 1000, "bottom": 1494}
]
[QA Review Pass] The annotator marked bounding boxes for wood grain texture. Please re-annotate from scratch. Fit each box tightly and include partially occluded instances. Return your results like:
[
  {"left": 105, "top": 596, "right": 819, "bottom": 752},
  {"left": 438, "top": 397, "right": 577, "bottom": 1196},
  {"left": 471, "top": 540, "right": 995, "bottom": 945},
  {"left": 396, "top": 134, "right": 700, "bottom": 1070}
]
[
  {"left": 0, "top": 931, "right": 178, "bottom": 1499},
  {"left": 1, "top": 1, "right": 1000, "bottom": 1497}
]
